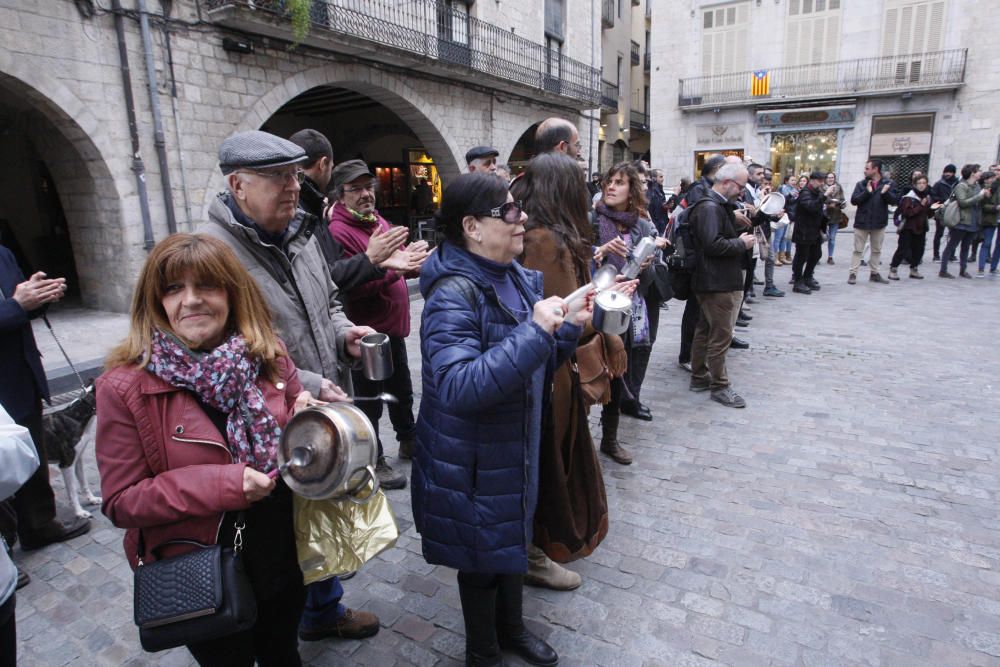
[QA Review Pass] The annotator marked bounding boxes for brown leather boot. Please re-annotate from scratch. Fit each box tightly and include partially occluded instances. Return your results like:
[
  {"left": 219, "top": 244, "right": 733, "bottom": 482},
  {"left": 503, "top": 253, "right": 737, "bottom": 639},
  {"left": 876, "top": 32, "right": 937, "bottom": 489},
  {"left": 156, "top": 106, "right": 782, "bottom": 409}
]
[{"left": 599, "top": 413, "right": 633, "bottom": 465}]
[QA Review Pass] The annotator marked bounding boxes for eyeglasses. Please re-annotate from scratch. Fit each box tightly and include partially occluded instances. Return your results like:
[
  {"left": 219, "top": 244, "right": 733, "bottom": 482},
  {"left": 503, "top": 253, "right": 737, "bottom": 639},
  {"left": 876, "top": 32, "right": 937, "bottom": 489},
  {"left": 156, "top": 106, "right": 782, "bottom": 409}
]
[
  {"left": 474, "top": 200, "right": 523, "bottom": 224},
  {"left": 239, "top": 169, "right": 305, "bottom": 185},
  {"left": 343, "top": 181, "right": 378, "bottom": 194}
]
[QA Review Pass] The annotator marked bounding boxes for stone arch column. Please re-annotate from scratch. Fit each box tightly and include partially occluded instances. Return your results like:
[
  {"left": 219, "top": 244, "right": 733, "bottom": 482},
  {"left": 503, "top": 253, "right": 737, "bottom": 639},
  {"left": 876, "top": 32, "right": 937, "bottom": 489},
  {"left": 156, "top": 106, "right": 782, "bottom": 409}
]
[
  {"left": 0, "top": 49, "right": 132, "bottom": 311},
  {"left": 207, "top": 63, "right": 466, "bottom": 210}
]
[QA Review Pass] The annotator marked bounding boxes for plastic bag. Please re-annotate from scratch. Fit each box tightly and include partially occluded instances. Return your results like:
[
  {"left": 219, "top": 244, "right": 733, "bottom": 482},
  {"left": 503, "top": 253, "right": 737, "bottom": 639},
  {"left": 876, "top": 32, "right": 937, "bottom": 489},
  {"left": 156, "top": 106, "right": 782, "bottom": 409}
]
[{"left": 293, "top": 488, "right": 399, "bottom": 585}]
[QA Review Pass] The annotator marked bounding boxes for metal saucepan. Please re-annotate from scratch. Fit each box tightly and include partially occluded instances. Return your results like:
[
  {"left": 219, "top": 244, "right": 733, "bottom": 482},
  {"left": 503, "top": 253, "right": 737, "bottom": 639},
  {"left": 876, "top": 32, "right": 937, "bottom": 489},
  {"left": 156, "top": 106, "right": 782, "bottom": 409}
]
[
  {"left": 360, "top": 333, "right": 393, "bottom": 381},
  {"left": 758, "top": 192, "right": 786, "bottom": 216},
  {"left": 278, "top": 404, "right": 380, "bottom": 504},
  {"left": 591, "top": 290, "right": 632, "bottom": 335}
]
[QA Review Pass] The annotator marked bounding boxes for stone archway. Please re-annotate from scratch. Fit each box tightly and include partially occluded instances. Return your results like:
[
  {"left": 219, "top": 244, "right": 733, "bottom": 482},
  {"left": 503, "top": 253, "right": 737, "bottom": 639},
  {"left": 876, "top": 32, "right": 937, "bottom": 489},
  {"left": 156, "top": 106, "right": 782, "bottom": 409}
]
[
  {"left": 210, "top": 63, "right": 465, "bottom": 203},
  {"left": 0, "top": 51, "right": 131, "bottom": 311}
]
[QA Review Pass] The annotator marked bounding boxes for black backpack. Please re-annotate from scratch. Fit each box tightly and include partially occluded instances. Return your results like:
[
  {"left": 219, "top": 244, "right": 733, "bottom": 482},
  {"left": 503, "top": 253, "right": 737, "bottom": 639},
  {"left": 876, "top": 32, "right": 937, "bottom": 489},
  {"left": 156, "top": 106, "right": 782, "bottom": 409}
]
[{"left": 665, "top": 200, "right": 706, "bottom": 301}]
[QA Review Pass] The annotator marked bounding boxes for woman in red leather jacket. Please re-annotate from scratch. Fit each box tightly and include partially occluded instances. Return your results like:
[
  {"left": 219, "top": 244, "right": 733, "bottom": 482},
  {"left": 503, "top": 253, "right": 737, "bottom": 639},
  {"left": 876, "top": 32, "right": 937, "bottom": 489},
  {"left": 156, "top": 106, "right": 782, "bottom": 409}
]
[{"left": 96, "top": 233, "right": 313, "bottom": 666}]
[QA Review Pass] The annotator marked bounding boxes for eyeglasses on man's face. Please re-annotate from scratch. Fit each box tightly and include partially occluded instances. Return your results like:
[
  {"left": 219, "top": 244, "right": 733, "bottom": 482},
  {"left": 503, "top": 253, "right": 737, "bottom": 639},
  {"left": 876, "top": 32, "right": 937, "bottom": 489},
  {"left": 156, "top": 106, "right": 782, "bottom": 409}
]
[
  {"left": 475, "top": 200, "right": 524, "bottom": 224},
  {"left": 343, "top": 181, "right": 378, "bottom": 194},
  {"left": 239, "top": 169, "right": 305, "bottom": 186}
]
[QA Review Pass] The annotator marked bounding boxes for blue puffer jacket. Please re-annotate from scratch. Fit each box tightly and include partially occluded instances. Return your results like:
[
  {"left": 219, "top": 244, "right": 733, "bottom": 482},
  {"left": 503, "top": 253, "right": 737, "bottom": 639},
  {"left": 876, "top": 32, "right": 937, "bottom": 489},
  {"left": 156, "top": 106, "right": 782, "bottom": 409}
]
[{"left": 412, "top": 241, "right": 580, "bottom": 574}]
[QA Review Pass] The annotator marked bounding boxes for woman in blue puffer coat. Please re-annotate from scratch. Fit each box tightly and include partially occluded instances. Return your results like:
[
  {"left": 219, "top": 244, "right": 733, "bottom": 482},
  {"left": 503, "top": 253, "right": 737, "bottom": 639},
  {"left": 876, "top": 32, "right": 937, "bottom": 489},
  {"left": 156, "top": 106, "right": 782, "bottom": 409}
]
[{"left": 413, "top": 173, "right": 591, "bottom": 667}]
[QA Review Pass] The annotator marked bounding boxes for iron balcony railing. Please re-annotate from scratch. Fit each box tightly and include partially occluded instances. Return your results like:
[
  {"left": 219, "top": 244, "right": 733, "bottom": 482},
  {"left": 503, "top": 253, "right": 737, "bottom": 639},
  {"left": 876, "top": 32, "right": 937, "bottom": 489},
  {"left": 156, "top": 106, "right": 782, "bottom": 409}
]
[
  {"left": 630, "top": 109, "right": 648, "bottom": 131},
  {"left": 678, "top": 48, "right": 967, "bottom": 109},
  {"left": 630, "top": 40, "right": 640, "bottom": 66},
  {"left": 601, "top": 0, "right": 614, "bottom": 28},
  {"left": 600, "top": 79, "right": 619, "bottom": 112},
  {"left": 206, "top": 0, "right": 601, "bottom": 107}
]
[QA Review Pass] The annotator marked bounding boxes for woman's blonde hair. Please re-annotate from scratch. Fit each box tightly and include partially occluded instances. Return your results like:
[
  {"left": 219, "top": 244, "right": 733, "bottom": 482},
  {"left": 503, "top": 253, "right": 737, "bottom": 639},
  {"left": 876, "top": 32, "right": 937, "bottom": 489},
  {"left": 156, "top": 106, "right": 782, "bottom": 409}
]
[{"left": 106, "top": 233, "right": 284, "bottom": 378}]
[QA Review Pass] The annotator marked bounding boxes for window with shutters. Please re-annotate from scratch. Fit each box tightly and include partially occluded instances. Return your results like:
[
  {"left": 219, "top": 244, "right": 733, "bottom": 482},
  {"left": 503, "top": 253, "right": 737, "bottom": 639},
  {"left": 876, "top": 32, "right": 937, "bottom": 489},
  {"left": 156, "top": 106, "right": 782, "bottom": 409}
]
[
  {"left": 881, "top": 0, "right": 947, "bottom": 84},
  {"left": 545, "top": 0, "right": 565, "bottom": 42},
  {"left": 701, "top": 1, "right": 749, "bottom": 81},
  {"left": 783, "top": 0, "right": 841, "bottom": 91}
]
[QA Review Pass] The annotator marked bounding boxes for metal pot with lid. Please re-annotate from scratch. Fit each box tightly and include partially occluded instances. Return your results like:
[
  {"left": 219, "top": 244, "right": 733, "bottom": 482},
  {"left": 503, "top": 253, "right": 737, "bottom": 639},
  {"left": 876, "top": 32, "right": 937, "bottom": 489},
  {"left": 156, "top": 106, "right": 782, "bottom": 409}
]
[{"left": 278, "top": 404, "right": 380, "bottom": 504}]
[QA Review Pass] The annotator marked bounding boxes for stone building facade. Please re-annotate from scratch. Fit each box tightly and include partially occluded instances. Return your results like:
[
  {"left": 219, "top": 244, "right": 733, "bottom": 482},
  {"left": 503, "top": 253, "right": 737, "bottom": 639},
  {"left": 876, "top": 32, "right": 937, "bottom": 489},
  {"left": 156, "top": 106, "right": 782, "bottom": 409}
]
[
  {"left": 0, "top": 0, "right": 601, "bottom": 312},
  {"left": 649, "top": 0, "right": 993, "bottom": 194}
]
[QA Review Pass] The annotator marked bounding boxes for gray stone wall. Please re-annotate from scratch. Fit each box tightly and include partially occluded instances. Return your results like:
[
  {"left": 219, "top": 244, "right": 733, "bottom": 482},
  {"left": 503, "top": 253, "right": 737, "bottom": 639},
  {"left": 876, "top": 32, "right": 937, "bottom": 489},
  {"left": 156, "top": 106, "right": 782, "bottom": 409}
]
[{"left": 1, "top": 0, "right": 595, "bottom": 312}]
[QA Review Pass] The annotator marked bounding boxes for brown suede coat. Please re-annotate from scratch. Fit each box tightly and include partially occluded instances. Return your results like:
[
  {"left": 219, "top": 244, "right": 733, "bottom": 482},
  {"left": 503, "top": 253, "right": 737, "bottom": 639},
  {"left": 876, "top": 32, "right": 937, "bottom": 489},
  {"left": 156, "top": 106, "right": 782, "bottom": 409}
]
[{"left": 520, "top": 227, "right": 609, "bottom": 562}]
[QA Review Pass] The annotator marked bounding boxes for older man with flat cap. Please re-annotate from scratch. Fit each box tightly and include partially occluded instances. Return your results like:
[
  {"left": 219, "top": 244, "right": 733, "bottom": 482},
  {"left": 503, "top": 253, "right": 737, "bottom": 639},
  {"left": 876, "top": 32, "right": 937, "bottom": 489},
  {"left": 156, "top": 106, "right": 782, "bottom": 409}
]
[
  {"left": 465, "top": 146, "right": 499, "bottom": 175},
  {"left": 200, "top": 129, "right": 381, "bottom": 643}
]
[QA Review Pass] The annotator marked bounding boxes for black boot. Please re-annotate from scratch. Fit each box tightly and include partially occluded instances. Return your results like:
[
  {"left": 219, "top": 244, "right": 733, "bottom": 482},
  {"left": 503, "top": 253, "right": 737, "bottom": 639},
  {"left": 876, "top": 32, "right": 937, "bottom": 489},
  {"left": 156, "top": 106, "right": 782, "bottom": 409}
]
[
  {"left": 599, "top": 412, "right": 632, "bottom": 465},
  {"left": 458, "top": 576, "right": 505, "bottom": 666},
  {"left": 496, "top": 575, "right": 558, "bottom": 666}
]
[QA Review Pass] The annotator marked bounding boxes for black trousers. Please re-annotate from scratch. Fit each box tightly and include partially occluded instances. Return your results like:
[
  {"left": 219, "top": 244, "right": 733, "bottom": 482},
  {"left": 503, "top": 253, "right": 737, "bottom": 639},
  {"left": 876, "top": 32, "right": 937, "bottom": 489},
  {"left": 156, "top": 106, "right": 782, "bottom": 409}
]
[
  {"left": 0, "top": 594, "right": 15, "bottom": 667},
  {"left": 792, "top": 242, "right": 822, "bottom": 281},
  {"left": 678, "top": 293, "right": 700, "bottom": 365},
  {"left": 350, "top": 335, "right": 416, "bottom": 459},
  {"left": 0, "top": 403, "right": 58, "bottom": 544},
  {"left": 624, "top": 296, "right": 659, "bottom": 406},
  {"left": 743, "top": 257, "right": 756, "bottom": 297},
  {"left": 933, "top": 221, "right": 947, "bottom": 258},
  {"left": 891, "top": 230, "right": 927, "bottom": 268},
  {"left": 187, "top": 581, "right": 306, "bottom": 667}
]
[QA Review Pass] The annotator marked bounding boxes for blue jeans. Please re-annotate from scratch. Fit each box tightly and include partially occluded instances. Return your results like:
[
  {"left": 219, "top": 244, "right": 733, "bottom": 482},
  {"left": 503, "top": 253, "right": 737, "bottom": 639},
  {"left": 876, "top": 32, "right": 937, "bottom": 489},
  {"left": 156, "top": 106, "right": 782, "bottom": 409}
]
[
  {"left": 771, "top": 225, "right": 787, "bottom": 255},
  {"left": 979, "top": 226, "right": 999, "bottom": 271},
  {"left": 300, "top": 577, "right": 346, "bottom": 630},
  {"left": 827, "top": 223, "right": 839, "bottom": 257}
]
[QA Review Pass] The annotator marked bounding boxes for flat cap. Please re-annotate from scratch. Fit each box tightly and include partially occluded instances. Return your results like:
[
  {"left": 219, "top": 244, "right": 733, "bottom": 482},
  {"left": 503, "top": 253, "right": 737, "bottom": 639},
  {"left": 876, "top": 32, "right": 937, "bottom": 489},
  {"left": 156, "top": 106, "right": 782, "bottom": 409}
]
[
  {"left": 332, "top": 159, "right": 374, "bottom": 191},
  {"left": 809, "top": 171, "right": 826, "bottom": 180},
  {"left": 218, "top": 130, "right": 308, "bottom": 175},
  {"left": 465, "top": 145, "right": 499, "bottom": 164}
]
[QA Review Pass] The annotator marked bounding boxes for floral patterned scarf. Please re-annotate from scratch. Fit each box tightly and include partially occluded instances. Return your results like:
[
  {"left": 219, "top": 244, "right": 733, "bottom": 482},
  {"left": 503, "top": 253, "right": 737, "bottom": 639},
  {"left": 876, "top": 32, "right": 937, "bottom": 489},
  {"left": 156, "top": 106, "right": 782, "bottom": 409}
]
[
  {"left": 594, "top": 200, "right": 639, "bottom": 272},
  {"left": 147, "top": 330, "right": 280, "bottom": 473}
]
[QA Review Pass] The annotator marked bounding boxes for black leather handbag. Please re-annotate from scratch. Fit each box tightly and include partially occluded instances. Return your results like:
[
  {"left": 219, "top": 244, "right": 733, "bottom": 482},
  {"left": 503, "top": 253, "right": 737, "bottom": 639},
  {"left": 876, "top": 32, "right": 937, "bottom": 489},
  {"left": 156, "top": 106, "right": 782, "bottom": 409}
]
[
  {"left": 648, "top": 259, "right": 674, "bottom": 304},
  {"left": 133, "top": 513, "right": 257, "bottom": 652}
]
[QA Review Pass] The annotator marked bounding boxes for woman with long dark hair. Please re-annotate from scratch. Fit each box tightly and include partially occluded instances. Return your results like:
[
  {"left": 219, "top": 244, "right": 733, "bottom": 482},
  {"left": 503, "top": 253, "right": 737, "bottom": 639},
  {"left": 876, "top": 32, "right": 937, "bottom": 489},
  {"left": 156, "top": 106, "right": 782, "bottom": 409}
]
[{"left": 512, "top": 153, "right": 620, "bottom": 589}]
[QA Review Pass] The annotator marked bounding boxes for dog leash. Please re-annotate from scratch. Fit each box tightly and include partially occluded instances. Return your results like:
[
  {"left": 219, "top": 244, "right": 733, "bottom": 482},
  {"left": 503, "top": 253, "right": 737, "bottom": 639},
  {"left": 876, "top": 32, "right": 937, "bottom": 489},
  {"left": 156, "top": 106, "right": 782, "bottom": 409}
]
[{"left": 41, "top": 314, "right": 89, "bottom": 394}]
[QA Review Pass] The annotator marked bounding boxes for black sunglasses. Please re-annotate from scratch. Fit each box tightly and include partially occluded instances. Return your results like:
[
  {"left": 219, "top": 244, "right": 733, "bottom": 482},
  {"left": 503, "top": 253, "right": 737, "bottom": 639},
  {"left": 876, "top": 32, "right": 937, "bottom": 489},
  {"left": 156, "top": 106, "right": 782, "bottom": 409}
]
[{"left": 474, "top": 200, "right": 523, "bottom": 224}]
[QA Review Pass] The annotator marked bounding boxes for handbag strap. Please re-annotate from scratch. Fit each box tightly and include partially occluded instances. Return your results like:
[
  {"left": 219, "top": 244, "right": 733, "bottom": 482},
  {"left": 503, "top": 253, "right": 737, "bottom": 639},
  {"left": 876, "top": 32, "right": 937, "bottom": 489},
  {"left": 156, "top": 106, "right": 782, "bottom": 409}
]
[{"left": 136, "top": 511, "right": 246, "bottom": 566}]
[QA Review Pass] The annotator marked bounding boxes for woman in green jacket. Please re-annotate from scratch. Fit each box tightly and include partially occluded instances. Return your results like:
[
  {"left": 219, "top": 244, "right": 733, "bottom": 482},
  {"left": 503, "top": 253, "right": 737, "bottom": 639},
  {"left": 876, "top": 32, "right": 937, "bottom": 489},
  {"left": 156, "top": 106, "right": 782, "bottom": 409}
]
[{"left": 940, "top": 164, "right": 989, "bottom": 278}]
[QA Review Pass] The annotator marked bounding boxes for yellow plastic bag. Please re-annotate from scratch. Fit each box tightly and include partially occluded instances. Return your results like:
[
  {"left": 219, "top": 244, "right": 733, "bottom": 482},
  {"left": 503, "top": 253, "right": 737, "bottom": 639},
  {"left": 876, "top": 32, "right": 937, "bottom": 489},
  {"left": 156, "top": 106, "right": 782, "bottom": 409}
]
[{"left": 293, "top": 489, "right": 399, "bottom": 585}]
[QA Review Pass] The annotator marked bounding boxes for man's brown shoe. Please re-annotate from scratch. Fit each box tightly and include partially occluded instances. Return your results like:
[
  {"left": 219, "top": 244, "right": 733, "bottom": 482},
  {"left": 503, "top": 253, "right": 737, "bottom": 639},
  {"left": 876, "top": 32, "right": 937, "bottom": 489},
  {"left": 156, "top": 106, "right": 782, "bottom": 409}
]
[{"left": 299, "top": 608, "right": 380, "bottom": 641}]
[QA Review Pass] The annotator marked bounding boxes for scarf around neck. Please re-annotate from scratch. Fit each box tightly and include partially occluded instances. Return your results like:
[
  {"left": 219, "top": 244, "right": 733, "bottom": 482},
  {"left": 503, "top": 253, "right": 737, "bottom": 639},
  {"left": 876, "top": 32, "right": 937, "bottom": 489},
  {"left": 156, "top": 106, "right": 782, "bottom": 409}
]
[
  {"left": 595, "top": 200, "right": 639, "bottom": 271},
  {"left": 146, "top": 329, "right": 281, "bottom": 473}
]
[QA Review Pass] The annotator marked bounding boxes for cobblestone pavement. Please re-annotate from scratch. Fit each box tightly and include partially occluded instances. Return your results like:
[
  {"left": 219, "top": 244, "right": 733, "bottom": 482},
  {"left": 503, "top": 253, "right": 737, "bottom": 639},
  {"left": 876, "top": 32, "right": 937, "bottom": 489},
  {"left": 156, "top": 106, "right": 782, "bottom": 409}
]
[{"left": 13, "top": 233, "right": 1000, "bottom": 666}]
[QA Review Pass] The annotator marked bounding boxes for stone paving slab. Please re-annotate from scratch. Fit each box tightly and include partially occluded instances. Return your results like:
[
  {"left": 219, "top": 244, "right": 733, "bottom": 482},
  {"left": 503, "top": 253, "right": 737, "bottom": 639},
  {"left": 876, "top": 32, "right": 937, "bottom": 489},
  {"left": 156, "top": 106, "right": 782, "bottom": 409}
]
[{"left": 13, "top": 234, "right": 1000, "bottom": 665}]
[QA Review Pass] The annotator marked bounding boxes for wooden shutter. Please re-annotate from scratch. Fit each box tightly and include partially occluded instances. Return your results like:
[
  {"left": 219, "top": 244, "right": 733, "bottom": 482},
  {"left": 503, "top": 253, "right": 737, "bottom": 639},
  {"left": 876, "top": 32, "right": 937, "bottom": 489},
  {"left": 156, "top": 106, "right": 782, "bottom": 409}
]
[{"left": 701, "top": 1, "right": 748, "bottom": 76}]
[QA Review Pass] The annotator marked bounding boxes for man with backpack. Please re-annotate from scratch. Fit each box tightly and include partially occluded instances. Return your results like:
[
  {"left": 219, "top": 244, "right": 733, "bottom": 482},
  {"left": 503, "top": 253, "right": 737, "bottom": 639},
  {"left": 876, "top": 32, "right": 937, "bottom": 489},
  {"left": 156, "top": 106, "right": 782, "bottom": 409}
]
[{"left": 687, "top": 162, "right": 756, "bottom": 408}]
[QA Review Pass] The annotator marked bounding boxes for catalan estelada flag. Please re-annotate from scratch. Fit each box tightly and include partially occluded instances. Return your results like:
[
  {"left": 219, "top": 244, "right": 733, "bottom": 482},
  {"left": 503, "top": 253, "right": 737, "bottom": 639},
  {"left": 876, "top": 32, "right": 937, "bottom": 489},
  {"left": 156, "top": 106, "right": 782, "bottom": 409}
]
[{"left": 751, "top": 70, "right": 770, "bottom": 97}]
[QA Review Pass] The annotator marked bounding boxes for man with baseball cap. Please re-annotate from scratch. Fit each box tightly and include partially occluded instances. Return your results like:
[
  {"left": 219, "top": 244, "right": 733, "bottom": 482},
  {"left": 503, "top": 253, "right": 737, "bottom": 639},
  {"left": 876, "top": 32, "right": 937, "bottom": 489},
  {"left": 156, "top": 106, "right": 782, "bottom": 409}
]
[
  {"left": 201, "top": 129, "right": 381, "bottom": 642},
  {"left": 327, "top": 159, "right": 429, "bottom": 489},
  {"left": 465, "top": 146, "right": 499, "bottom": 174}
]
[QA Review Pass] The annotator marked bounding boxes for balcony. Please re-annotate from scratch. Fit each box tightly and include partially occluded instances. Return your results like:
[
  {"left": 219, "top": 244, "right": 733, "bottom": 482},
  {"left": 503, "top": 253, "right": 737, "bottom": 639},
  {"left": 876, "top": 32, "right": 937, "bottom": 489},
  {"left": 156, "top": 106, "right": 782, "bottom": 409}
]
[
  {"left": 678, "top": 49, "right": 967, "bottom": 110},
  {"left": 601, "top": 0, "right": 614, "bottom": 29},
  {"left": 630, "top": 109, "right": 648, "bottom": 132},
  {"left": 600, "top": 79, "right": 619, "bottom": 112},
  {"left": 205, "top": 0, "right": 602, "bottom": 109},
  {"left": 630, "top": 40, "right": 640, "bottom": 66}
]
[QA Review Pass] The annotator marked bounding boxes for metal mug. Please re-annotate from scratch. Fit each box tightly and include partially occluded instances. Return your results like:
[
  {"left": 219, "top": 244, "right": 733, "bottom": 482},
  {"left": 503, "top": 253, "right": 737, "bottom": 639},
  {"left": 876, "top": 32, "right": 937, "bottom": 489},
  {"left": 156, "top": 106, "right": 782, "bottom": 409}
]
[
  {"left": 592, "top": 290, "right": 631, "bottom": 335},
  {"left": 360, "top": 333, "right": 393, "bottom": 381}
]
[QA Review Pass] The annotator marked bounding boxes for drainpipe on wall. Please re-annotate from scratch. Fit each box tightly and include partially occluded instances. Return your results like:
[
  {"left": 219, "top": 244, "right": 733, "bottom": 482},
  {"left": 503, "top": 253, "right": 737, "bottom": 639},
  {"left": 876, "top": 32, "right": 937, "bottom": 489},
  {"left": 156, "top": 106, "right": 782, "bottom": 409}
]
[
  {"left": 588, "top": 0, "right": 596, "bottom": 175},
  {"left": 136, "top": 0, "right": 178, "bottom": 234},
  {"left": 111, "top": 0, "right": 155, "bottom": 250},
  {"left": 160, "top": 1, "right": 194, "bottom": 228}
]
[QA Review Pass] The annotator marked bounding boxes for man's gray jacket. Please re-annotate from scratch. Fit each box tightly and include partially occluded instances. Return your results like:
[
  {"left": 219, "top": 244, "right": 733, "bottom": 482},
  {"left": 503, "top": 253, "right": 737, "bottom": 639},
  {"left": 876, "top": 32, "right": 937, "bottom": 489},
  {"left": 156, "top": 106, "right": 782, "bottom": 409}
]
[{"left": 201, "top": 193, "right": 357, "bottom": 395}]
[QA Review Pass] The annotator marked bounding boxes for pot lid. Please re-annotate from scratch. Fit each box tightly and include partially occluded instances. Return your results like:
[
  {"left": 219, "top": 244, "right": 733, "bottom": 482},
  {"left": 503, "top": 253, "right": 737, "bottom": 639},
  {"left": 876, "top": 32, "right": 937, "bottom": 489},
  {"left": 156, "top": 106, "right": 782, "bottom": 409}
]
[{"left": 279, "top": 406, "right": 348, "bottom": 499}]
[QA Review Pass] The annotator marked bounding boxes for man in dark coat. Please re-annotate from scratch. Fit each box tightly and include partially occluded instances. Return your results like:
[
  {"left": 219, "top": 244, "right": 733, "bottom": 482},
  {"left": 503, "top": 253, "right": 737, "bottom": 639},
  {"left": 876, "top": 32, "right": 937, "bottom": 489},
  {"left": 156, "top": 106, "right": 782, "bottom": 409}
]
[
  {"left": 849, "top": 158, "right": 899, "bottom": 284},
  {"left": 0, "top": 245, "right": 90, "bottom": 555},
  {"left": 647, "top": 169, "right": 670, "bottom": 234},
  {"left": 791, "top": 172, "right": 828, "bottom": 294},
  {"left": 688, "top": 163, "right": 756, "bottom": 408},
  {"left": 930, "top": 163, "right": 959, "bottom": 261},
  {"left": 288, "top": 129, "right": 410, "bottom": 293}
]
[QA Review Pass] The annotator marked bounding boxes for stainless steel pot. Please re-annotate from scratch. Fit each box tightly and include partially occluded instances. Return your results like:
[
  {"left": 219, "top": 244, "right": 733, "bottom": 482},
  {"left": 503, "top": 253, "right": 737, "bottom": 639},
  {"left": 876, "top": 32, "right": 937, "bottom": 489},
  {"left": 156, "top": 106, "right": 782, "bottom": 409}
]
[
  {"left": 592, "top": 290, "right": 631, "bottom": 335},
  {"left": 278, "top": 404, "right": 380, "bottom": 504},
  {"left": 360, "top": 333, "right": 393, "bottom": 381}
]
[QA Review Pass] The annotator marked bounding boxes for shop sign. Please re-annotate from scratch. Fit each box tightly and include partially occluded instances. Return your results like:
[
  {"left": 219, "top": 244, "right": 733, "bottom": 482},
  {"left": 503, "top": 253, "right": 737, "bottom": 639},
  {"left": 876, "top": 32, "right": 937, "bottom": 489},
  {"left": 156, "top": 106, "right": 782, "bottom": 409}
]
[
  {"left": 696, "top": 124, "right": 744, "bottom": 147},
  {"left": 870, "top": 132, "right": 933, "bottom": 156},
  {"left": 756, "top": 105, "right": 856, "bottom": 130}
]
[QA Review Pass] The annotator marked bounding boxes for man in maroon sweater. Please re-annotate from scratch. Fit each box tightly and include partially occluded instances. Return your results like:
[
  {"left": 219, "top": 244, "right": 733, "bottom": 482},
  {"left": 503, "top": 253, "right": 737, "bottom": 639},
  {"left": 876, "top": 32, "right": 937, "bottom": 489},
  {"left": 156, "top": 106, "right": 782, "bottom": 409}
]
[{"left": 328, "top": 160, "right": 429, "bottom": 489}]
